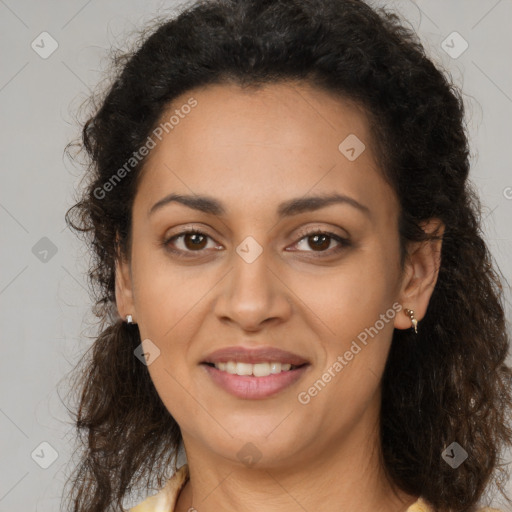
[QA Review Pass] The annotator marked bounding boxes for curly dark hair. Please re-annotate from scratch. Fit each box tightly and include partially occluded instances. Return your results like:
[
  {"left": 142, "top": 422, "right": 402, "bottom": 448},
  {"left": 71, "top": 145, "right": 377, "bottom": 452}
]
[{"left": 62, "top": 0, "right": 512, "bottom": 511}]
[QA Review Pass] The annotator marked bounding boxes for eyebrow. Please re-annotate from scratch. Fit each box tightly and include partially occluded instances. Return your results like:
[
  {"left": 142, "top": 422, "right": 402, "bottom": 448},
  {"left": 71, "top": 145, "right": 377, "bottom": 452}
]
[{"left": 148, "top": 192, "right": 371, "bottom": 218}]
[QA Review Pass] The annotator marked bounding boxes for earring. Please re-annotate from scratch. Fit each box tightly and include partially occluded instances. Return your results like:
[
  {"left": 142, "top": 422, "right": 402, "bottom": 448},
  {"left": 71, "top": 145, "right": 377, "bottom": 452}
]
[
  {"left": 126, "top": 314, "right": 135, "bottom": 325},
  {"left": 404, "top": 308, "right": 418, "bottom": 334}
]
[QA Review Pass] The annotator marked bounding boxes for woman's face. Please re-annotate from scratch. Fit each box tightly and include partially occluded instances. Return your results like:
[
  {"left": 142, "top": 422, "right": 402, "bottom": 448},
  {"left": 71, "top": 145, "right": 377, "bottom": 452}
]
[{"left": 116, "top": 81, "right": 434, "bottom": 468}]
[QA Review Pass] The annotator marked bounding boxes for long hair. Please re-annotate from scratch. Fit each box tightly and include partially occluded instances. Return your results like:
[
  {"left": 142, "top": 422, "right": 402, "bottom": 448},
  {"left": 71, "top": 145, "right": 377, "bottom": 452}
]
[{"left": 63, "top": 1, "right": 512, "bottom": 510}]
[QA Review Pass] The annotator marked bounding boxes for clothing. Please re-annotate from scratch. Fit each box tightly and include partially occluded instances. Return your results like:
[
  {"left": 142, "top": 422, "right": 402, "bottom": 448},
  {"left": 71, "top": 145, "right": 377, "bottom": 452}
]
[{"left": 129, "top": 463, "right": 502, "bottom": 512}]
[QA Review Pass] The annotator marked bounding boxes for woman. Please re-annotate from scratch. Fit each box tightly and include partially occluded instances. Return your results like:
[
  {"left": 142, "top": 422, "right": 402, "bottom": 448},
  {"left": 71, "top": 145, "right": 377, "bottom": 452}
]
[{"left": 63, "top": 0, "right": 512, "bottom": 511}]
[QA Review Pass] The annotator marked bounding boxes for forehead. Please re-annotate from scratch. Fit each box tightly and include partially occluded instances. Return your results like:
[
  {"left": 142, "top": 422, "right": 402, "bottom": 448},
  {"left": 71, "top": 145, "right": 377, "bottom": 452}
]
[{"left": 134, "top": 81, "right": 397, "bottom": 221}]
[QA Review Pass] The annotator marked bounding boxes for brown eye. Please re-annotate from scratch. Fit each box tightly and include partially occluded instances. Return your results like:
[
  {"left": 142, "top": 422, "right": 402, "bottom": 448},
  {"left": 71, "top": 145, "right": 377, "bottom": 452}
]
[
  {"left": 291, "top": 229, "right": 352, "bottom": 257},
  {"left": 182, "top": 232, "right": 208, "bottom": 250},
  {"left": 306, "top": 233, "right": 332, "bottom": 251},
  {"left": 164, "top": 229, "right": 219, "bottom": 257}
]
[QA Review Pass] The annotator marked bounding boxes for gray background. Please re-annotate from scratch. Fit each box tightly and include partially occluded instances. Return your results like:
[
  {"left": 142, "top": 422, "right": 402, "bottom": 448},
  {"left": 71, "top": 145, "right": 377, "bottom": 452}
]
[{"left": 1, "top": 0, "right": 511, "bottom": 510}]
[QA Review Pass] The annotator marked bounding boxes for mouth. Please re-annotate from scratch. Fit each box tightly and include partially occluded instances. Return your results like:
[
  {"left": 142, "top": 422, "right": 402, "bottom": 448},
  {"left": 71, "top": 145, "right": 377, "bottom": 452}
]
[
  {"left": 200, "top": 346, "right": 311, "bottom": 399},
  {"left": 200, "top": 361, "right": 310, "bottom": 399},
  {"left": 201, "top": 361, "right": 308, "bottom": 377}
]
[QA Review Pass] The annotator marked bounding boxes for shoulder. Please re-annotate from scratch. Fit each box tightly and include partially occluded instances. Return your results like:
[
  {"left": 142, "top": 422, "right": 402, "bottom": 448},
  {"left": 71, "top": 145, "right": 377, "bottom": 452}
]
[{"left": 129, "top": 464, "right": 189, "bottom": 512}]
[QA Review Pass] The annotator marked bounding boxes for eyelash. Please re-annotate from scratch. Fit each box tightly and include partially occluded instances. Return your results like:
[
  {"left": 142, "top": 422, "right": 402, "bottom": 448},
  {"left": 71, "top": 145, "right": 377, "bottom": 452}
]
[{"left": 162, "top": 226, "right": 351, "bottom": 259}]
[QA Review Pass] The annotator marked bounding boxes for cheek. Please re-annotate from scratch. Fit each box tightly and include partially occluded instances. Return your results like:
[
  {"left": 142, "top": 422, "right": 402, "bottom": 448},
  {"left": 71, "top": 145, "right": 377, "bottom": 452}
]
[
  {"left": 291, "top": 242, "right": 399, "bottom": 400},
  {"left": 132, "top": 259, "right": 208, "bottom": 425},
  {"left": 129, "top": 245, "right": 221, "bottom": 413},
  {"left": 145, "top": 359, "right": 211, "bottom": 447},
  {"left": 291, "top": 246, "right": 399, "bottom": 344},
  {"left": 130, "top": 241, "right": 211, "bottom": 341}
]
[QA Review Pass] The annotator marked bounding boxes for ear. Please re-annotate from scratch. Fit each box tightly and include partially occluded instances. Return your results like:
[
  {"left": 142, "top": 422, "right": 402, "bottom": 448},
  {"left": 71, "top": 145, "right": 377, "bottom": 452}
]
[
  {"left": 394, "top": 218, "right": 445, "bottom": 331},
  {"left": 114, "top": 240, "right": 136, "bottom": 323}
]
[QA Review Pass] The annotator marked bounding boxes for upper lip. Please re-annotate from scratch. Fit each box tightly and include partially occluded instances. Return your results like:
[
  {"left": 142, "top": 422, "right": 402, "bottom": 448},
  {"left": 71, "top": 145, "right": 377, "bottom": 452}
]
[{"left": 202, "top": 346, "right": 310, "bottom": 366}]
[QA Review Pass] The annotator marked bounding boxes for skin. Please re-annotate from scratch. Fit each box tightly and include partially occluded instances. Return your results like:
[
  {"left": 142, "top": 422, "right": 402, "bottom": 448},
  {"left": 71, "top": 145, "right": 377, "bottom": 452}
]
[{"left": 115, "top": 81, "right": 444, "bottom": 512}]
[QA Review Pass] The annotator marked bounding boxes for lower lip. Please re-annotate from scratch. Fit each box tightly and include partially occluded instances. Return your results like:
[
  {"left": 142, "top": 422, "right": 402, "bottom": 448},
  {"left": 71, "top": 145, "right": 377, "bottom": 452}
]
[{"left": 201, "top": 364, "right": 310, "bottom": 399}]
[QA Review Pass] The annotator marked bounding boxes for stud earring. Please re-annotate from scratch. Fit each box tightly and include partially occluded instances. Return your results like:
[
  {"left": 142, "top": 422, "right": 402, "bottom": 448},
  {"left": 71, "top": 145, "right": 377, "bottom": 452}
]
[
  {"left": 126, "top": 314, "right": 135, "bottom": 325},
  {"left": 404, "top": 308, "right": 418, "bottom": 334}
]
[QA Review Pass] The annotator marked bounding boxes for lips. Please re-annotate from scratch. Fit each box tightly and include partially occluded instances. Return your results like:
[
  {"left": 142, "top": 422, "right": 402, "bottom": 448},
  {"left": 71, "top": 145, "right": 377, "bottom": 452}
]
[
  {"left": 200, "top": 346, "right": 311, "bottom": 399},
  {"left": 202, "top": 363, "right": 310, "bottom": 399},
  {"left": 201, "top": 346, "right": 310, "bottom": 366}
]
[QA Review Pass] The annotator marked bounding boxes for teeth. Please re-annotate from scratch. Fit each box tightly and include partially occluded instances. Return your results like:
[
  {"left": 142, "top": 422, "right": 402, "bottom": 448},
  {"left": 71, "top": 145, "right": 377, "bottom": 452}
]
[{"left": 213, "top": 361, "right": 294, "bottom": 376}]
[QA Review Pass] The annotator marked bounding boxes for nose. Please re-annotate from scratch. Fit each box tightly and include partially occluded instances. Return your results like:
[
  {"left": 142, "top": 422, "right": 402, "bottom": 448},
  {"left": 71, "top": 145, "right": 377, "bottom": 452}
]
[{"left": 213, "top": 245, "right": 293, "bottom": 331}]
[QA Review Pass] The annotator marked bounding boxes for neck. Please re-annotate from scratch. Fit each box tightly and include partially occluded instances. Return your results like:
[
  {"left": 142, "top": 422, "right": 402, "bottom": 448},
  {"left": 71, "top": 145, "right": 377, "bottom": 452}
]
[{"left": 175, "top": 395, "right": 418, "bottom": 512}]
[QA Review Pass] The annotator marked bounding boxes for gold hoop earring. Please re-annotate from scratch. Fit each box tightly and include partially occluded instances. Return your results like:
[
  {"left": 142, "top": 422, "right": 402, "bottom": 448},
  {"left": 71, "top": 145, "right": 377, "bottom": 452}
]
[{"left": 404, "top": 308, "right": 418, "bottom": 334}]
